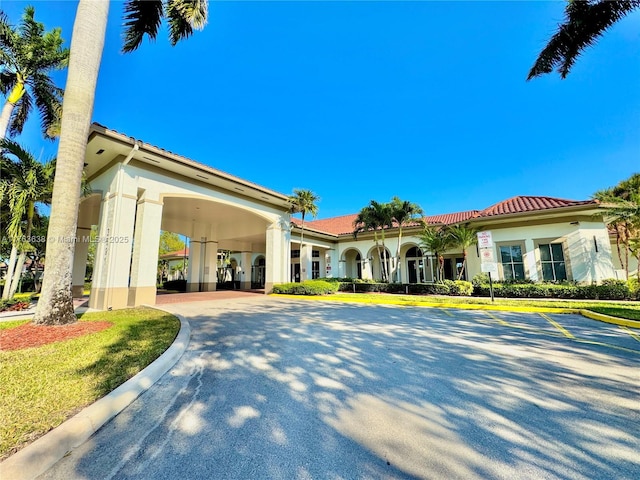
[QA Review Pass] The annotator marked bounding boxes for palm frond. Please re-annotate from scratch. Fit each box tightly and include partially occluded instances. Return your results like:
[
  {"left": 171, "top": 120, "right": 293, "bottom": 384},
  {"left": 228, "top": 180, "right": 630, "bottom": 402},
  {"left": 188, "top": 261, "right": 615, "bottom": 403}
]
[
  {"left": 529, "top": 0, "right": 640, "bottom": 80},
  {"left": 166, "top": 0, "right": 208, "bottom": 46},
  {"left": 32, "top": 74, "right": 63, "bottom": 139},
  {"left": 8, "top": 89, "right": 31, "bottom": 137},
  {"left": 122, "top": 0, "right": 165, "bottom": 53}
]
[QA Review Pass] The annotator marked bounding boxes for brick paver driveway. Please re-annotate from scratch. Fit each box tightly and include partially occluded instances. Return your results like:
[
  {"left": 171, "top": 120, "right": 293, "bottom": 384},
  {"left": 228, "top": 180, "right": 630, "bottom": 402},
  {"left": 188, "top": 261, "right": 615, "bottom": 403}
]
[{"left": 40, "top": 297, "right": 639, "bottom": 480}]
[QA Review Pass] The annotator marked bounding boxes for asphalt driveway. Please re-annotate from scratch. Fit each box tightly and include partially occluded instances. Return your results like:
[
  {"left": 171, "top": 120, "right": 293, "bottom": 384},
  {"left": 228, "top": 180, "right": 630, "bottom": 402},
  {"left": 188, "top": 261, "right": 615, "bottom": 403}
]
[{"left": 38, "top": 297, "right": 640, "bottom": 480}]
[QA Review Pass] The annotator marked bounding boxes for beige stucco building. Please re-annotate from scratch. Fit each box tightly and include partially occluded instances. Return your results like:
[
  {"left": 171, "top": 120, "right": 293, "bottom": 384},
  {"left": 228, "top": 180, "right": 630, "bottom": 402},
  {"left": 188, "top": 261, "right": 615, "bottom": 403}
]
[{"left": 74, "top": 124, "right": 633, "bottom": 310}]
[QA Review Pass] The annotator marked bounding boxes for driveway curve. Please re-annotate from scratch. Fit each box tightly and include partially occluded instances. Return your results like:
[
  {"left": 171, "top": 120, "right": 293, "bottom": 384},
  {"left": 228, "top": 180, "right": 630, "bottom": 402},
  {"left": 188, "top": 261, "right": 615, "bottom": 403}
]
[{"left": 38, "top": 297, "right": 639, "bottom": 480}]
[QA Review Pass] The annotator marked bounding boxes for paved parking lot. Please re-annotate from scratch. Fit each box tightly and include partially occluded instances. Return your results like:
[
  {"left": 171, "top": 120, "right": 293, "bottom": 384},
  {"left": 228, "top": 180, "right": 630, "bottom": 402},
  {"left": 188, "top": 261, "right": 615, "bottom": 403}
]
[{"left": 39, "top": 297, "right": 639, "bottom": 480}]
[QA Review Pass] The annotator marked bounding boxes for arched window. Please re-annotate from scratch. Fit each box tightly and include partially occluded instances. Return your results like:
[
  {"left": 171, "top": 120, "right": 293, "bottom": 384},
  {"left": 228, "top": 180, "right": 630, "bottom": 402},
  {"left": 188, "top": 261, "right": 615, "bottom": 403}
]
[{"left": 406, "top": 247, "right": 422, "bottom": 258}]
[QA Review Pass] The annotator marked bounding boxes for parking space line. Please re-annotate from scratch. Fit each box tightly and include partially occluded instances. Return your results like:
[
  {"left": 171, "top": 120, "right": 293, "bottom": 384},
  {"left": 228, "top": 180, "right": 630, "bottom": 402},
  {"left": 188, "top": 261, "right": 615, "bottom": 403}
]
[
  {"left": 539, "top": 313, "right": 574, "bottom": 339},
  {"left": 575, "top": 338, "right": 640, "bottom": 355},
  {"left": 620, "top": 326, "right": 640, "bottom": 343},
  {"left": 440, "top": 309, "right": 454, "bottom": 317},
  {"left": 485, "top": 312, "right": 510, "bottom": 326}
]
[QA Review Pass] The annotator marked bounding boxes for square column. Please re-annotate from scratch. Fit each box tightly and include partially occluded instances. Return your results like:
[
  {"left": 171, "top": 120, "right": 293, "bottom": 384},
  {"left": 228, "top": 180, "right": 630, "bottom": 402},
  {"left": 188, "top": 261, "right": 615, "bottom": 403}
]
[
  {"left": 524, "top": 239, "right": 538, "bottom": 282},
  {"left": 300, "top": 243, "right": 312, "bottom": 282},
  {"left": 72, "top": 227, "right": 91, "bottom": 298},
  {"left": 187, "top": 237, "right": 203, "bottom": 292},
  {"left": 239, "top": 251, "right": 252, "bottom": 289},
  {"left": 128, "top": 196, "right": 163, "bottom": 306},
  {"left": 265, "top": 222, "right": 290, "bottom": 292},
  {"left": 89, "top": 190, "right": 137, "bottom": 310},
  {"left": 203, "top": 240, "right": 218, "bottom": 291}
]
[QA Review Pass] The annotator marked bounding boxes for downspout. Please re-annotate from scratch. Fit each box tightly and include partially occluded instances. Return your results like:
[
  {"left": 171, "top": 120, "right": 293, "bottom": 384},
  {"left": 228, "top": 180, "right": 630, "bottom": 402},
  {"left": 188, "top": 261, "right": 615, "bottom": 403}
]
[{"left": 105, "top": 142, "right": 139, "bottom": 309}]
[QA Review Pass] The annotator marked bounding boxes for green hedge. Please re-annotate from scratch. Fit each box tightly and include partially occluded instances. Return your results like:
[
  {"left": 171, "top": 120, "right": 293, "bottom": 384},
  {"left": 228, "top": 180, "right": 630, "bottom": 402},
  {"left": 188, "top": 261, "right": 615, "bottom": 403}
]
[
  {"left": 473, "top": 279, "right": 639, "bottom": 300},
  {"left": 272, "top": 280, "right": 340, "bottom": 295},
  {"left": 336, "top": 280, "right": 474, "bottom": 296},
  {"left": 162, "top": 279, "right": 187, "bottom": 292}
]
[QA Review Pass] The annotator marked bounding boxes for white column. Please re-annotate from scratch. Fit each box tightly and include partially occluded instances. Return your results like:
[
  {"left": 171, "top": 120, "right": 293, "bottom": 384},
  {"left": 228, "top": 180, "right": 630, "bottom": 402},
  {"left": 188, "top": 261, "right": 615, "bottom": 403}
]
[
  {"left": 187, "top": 238, "right": 203, "bottom": 292},
  {"left": 265, "top": 222, "right": 289, "bottom": 292},
  {"left": 128, "top": 196, "right": 163, "bottom": 306},
  {"left": 524, "top": 239, "right": 538, "bottom": 282},
  {"left": 89, "top": 190, "right": 137, "bottom": 310},
  {"left": 239, "top": 251, "right": 252, "bottom": 289},
  {"left": 300, "top": 243, "right": 312, "bottom": 281},
  {"left": 203, "top": 240, "right": 218, "bottom": 291},
  {"left": 72, "top": 227, "right": 91, "bottom": 298}
]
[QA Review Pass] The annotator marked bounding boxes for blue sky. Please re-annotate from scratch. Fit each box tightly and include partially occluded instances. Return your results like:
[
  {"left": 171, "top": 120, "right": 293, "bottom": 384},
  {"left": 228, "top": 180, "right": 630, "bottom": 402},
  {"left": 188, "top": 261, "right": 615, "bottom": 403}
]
[{"left": 3, "top": 1, "right": 639, "bottom": 220}]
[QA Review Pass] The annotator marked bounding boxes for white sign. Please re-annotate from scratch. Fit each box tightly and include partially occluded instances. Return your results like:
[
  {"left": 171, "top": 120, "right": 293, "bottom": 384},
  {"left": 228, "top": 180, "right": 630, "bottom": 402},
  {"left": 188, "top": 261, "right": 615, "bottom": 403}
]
[
  {"left": 480, "top": 249, "right": 494, "bottom": 263},
  {"left": 481, "top": 262, "right": 498, "bottom": 275},
  {"left": 477, "top": 231, "right": 493, "bottom": 249}
]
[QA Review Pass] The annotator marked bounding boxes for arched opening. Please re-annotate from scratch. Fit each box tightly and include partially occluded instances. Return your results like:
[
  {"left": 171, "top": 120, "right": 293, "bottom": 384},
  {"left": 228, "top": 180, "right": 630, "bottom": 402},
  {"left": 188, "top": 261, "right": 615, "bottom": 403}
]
[{"left": 341, "top": 249, "right": 363, "bottom": 279}]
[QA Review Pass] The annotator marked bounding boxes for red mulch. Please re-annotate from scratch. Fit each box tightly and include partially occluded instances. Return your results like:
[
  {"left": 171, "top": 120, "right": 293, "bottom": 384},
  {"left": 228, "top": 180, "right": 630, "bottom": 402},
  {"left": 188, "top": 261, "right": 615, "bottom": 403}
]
[{"left": 0, "top": 321, "right": 113, "bottom": 351}]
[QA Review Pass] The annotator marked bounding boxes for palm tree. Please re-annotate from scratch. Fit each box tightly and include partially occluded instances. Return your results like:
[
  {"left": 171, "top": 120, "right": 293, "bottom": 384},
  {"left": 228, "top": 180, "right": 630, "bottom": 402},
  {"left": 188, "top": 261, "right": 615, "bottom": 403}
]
[
  {"left": 528, "top": 0, "right": 640, "bottom": 80},
  {"left": 390, "top": 196, "right": 423, "bottom": 282},
  {"left": 34, "top": 0, "right": 209, "bottom": 326},
  {"left": 0, "top": 6, "right": 69, "bottom": 139},
  {"left": 289, "top": 189, "right": 319, "bottom": 281},
  {"left": 448, "top": 223, "right": 479, "bottom": 280},
  {"left": 418, "top": 225, "right": 454, "bottom": 282},
  {"left": 354, "top": 201, "right": 393, "bottom": 282},
  {"left": 594, "top": 173, "right": 640, "bottom": 279},
  {"left": 0, "top": 138, "right": 55, "bottom": 299}
]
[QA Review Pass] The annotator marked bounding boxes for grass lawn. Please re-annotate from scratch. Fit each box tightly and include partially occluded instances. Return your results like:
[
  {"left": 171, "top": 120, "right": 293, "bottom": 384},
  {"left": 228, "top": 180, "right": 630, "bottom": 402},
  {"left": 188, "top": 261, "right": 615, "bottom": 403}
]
[
  {"left": 0, "top": 307, "right": 180, "bottom": 460},
  {"left": 277, "top": 293, "right": 640, "bottom": 321}
]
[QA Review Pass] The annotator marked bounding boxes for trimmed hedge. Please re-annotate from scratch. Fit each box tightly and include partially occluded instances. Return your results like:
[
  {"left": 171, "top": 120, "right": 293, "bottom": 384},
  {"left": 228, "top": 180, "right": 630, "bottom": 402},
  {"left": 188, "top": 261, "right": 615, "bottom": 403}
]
[
  {"left": 162, "top": 279, "right": 187, "bottom": 292},
  {"left": 272, "top": 280, "right": 340, "bottom": 295},
  {"left": 473, "top": 279, "right": 639, "bottom": 300},
  {"left": 336, "top": 280, "right": 474, "bottom": 296}
]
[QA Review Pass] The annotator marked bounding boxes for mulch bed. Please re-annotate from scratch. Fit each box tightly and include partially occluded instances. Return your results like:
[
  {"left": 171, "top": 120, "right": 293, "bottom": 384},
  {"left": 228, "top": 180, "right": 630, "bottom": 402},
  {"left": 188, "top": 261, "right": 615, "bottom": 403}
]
[{"left": 0, "top": 321, "right": 113, "bottom": 351}]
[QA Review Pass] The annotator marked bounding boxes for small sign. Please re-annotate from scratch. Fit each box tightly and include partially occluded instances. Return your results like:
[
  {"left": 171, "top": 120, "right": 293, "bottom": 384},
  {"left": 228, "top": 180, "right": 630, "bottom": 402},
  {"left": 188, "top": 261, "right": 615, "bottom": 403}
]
[
  {"left": 481, "top": 262, "right": 498, "bottom": 274},
  {"left": 480, "top": 249, "right": 494, "bottom": 263},
  {"left": 477, "top": 231, "right": 493, "bottom": 249}
]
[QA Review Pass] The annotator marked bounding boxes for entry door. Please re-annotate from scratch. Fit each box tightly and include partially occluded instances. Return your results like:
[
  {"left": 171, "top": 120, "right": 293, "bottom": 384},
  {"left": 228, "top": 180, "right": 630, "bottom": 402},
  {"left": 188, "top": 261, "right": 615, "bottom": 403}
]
[
  {"left": 292, "top": 264, "right": 301, "bottom": 283},
  {"left": 408, "top": 260, "right": 418, "bottom": 283}
]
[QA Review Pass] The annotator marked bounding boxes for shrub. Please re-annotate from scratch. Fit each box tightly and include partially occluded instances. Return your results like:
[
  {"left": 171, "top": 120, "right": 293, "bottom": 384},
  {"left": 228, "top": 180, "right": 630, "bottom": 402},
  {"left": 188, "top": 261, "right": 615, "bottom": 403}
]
[
  {"left": 0, "top": 298, "right": 31, "bottom": 312},
  {"left": 473, "top": 279, "right": 635, "bottom": 300},
  {"left": 162, "top": 279, "right": 186, "bottom": 292},
  {"left": 271, "top": 280, "right": 339, "bottom": 295},
  {"left": 454, "top": 280, "right": 473, "bottom": 296}
]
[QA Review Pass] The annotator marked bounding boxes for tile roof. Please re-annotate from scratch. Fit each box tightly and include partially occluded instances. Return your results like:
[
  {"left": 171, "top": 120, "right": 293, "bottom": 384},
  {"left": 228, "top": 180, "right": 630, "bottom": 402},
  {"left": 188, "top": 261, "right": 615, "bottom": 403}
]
[
  {"left": 300, "top": 196, "right": 599, "bottom": 236},
  {"left": 477, "top": 196, "right": 598, "bottom": 218},
  {"left": 160, "top": 248, "right": 189, "bottom": 260}
]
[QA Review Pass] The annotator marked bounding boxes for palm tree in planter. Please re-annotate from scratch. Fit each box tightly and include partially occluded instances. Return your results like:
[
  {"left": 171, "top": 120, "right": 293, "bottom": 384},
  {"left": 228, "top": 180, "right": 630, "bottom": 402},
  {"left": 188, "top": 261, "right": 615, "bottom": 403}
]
[
  {"left": 34, "top": 0, "right": 210, "bottom": 325},
  {"left": 0, "top": 138, "right": 55, "bottom": 299},
  {"left": 448, "top": 223, "right": 479, "bottom": 280},
  {"left": 289, "top": 188, "right": 320, "bottom": 280},
  {"left": 0, "top": 6, "right": 69, "bottom": 140},
  {"left": 390, "top": 196, "right": 423, "bottom": 283},
  {"left": 418, "top": 225, "right": 454, "bottom": 282},
  {"left": 528, "top": 0, "right": 640, "bottom": 80}
]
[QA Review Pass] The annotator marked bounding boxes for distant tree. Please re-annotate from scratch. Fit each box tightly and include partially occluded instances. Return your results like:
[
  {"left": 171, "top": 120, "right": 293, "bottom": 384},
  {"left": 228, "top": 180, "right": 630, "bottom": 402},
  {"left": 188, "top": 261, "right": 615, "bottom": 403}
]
[
  {"left": 0, "top": 138, "right": 55, "bottom": 298},
  {"left": 158, "top": 231, "right": 185, "bottom": 255},
  {"left": 448, "top": 223, "right": 479, "bottom": 280},
  {"left": 390, "top": 197, "right": 423, "bottom": 282},
  {"left": 594, "top": 173, "right": 640, "bottom": 279},
  {"left": 528, "top": 0, "right": 640, "bottom": 80},
  {"left": 289, "top": 189, "right": 319, "bottom": 280},
  {"left": 0, "top": 6, "right": 69, "bottom": 139}
]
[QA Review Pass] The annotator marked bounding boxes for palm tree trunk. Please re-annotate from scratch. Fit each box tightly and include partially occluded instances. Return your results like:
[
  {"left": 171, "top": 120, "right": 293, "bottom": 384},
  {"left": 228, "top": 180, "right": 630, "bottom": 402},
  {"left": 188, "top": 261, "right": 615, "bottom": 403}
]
[
  {"left": 2, "top": 244, "right": 18, "bottom": 299},
  {"left": 0, "top": 81, "right": 25, "bottom": 140},
  {"left": 33, "top": 0, "right": 109, "bottom": 325},
  {"left": 380, "top": 229, "right": 388, "bottom": 282},
  {"left": 299, "top": 212, "right": 305, "bottom": 282},
  {"left": 395, "top": 227, "right": 403, "bottom": 283},
  {"left": 457, "top": 249, "right": 467, "bottom": 281},
  {"left": 8, "top": 202, "right": 35, "bottom": 298}
]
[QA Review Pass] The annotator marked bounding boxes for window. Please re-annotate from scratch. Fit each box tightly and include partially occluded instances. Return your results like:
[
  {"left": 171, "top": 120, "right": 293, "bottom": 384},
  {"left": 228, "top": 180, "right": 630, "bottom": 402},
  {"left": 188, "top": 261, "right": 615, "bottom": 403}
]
[
  {"left": 500, "top": 245, "right": 525, "bottom": 281},
  {"left": 312, "top": 261, "right": 320, "bottom": 279},
  {"left": 291, "top": 249, "right": 300, "bottom": 258},
  {"left": 539, "top": 243, "right": 567, "bottom": 281},
  {"left": 312, "top": 250, "right": 320, "bottom": 258}
]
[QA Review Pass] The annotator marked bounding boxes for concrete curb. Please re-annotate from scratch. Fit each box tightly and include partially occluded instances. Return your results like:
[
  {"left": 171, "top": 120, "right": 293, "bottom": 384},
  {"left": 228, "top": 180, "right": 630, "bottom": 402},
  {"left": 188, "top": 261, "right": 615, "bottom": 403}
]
[
  {"left": 0, "top": 309, "right": 191, "bottom": 480},
  {"left": 579, "top": 309, "right": 640, "bottom": 329}
]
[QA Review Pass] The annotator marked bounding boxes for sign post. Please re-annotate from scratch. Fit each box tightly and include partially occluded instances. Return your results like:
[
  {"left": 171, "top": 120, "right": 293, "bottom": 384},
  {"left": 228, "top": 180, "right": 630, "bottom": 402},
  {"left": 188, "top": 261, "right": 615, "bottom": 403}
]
[{"left": 478, "top": 231, "right": 496, "bottom": 302}]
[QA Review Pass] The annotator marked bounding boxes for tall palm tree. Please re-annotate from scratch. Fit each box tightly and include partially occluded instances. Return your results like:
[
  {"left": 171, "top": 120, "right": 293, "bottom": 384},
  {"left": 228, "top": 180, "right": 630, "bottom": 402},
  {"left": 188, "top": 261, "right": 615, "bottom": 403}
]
[
  {"left": 34, "top": 0, "right": 209, "bottom": 326},
  {"left": 353, "top": 200, "right": 393, "bottom": 282},
  {"left": 0, "top": 6, "right": 69, "bottom": 139},
  {"left": 528, "top": 0, "right": 640, "bottom": 80},
  {"left": 0, "top": 138, "right": 55, "bottom": 299},
  {"left": 448, "top": 223, "right": 479, "bottom": 280},
  {"left": 289, "top": 189, "right": 319, "bottom": 281},
  {"left": 418, "top": 225, "right": 454, "bottom": 283},
  {"left": 390, "top": 196, "right": 423, "bottom": 282},
  {"left": 594, "top": 173, "right": 640, "bottom": 279}
]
